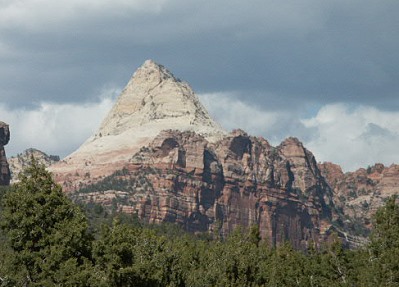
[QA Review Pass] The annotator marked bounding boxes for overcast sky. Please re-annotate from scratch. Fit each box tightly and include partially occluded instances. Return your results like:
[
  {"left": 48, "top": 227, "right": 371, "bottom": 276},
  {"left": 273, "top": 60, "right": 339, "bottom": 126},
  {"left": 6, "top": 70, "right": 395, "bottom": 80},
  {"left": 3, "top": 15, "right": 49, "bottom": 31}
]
[{"left": 1, "top": 0, "right": 399, "bottom": 171}]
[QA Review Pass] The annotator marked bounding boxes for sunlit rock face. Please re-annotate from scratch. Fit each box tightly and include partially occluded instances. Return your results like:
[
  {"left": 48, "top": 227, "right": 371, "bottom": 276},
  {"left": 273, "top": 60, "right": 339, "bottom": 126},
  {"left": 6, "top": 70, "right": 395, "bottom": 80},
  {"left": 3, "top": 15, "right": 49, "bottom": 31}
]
[{"left": 73, "top": 128, "right": 337, "bottom": 249}]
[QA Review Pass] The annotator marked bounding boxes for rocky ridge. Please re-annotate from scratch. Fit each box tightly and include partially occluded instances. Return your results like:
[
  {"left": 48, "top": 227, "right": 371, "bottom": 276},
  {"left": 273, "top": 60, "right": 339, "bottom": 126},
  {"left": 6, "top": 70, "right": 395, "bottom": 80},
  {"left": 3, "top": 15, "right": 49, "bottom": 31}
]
[
  {"left": 320, "top": 162, "right": 399, "bottom": 237},
  {"left": 0, "top": 121, "right": 10, "bottom": 186},
  {"left": 8, "top": 148, "right": 60, "bottom": 183}
]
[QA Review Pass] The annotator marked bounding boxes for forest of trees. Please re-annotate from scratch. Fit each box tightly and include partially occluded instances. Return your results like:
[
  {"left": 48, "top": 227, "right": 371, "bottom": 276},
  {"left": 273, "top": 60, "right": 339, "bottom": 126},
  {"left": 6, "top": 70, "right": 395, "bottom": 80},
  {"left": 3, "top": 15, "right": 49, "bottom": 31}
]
[{"left": 1, "top": 161, "right": 399, "bottom": 286}]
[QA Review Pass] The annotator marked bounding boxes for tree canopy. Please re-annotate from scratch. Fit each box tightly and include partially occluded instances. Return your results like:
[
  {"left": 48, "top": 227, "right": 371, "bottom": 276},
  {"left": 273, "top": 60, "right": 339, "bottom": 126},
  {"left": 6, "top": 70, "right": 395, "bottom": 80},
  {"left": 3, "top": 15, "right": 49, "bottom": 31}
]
[
  {"left": 0, "top": 159, "right": 94, "bottom": 286},
  {"left": 1, "top": 161, "right": 399, "bottom": 286}
]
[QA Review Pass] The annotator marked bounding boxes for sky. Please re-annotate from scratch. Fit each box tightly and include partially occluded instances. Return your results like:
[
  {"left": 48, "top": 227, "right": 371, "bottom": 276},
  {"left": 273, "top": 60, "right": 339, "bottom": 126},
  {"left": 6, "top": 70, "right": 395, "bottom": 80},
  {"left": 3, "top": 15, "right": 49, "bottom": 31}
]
[{"left": 1, "top": 0, "right": 399, "bottom": 172}]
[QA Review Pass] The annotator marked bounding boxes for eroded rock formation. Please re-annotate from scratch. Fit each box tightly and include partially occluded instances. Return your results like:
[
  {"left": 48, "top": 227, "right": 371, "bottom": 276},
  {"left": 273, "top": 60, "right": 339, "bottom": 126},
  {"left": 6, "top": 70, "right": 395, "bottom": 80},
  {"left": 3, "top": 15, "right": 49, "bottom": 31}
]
[
  {"left": 73, "top": 129, "right": 337, "bottom": 249},
  {"left": 0, "top": 121, "right": 10, "bottom": 186}
]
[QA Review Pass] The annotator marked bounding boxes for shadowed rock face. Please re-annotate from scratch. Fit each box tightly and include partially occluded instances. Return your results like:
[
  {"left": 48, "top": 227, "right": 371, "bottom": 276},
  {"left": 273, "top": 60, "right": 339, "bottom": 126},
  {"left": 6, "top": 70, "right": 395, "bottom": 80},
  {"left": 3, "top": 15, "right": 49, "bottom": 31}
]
[
  {"left": 74, "top": 129, "right": 336, "bottom": 249},
  {"left": 0, "top": 121, "right": 10, "bottom": 186}
]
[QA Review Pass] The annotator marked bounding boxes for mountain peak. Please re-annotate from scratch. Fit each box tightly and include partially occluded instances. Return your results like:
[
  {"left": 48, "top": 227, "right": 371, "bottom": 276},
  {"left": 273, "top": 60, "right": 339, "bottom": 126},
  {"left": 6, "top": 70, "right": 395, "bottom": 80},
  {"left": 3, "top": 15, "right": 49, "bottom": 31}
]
[
  {"left": 141, "top": 59, "right": 163, "bottom": 69},
  {"left": 142, "top": 59, "right": 158, "bottom": 67},
  {"left": 52, "top": 60, "right": 226, "bottom": 179},
  {"left": 132, "top": 59, "right": 177, "bottom": 85},
  {"left": 97, "top": 60, "right": 224, "bottom": 140}
]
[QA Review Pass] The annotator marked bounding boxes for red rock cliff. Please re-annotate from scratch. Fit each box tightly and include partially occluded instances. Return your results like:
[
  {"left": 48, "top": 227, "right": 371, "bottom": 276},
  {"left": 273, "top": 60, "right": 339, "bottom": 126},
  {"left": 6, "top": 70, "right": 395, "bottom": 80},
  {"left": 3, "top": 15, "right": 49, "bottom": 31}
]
[{"left": 74, "top": 129, "right": 337, "bottom": 249}]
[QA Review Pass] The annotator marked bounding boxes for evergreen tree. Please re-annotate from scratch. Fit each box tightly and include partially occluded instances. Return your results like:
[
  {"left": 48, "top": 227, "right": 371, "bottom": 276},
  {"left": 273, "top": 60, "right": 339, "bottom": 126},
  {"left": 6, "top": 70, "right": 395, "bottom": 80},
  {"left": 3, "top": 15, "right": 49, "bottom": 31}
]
[
  {"left": 367, "top": 195, "right": 399, "bottom": 285},
  {"left": 264, "top": 242, "right": 308, "bottom": 286},
  {"left": 314, "top": 236, "right": 354, "bottom": 286},
  {"left": 93, "top": 219, "right": 166, "bottom": 286},
  {"left": 0, "top": 159, "right": 94, "bottom": 286}
]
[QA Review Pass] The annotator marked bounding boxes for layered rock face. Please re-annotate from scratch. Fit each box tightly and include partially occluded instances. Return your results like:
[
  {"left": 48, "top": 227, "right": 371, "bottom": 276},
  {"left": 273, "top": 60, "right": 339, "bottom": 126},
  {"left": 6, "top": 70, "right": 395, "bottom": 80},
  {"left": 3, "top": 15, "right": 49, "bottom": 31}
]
[
  {"left": 9, "top": 148, "right": 60, "bottom": 183},
  {"left": 50, "top": 60, "right": 225, "bottom": 190},
  {"left": 320, "top": 162, "right": 399, "bottom": 237},
  {"left": 74, "top": 129, "right": 336, "bottom": 248},
  {"left": 0, "top": 121, "right": 10, "bottom": 186}
]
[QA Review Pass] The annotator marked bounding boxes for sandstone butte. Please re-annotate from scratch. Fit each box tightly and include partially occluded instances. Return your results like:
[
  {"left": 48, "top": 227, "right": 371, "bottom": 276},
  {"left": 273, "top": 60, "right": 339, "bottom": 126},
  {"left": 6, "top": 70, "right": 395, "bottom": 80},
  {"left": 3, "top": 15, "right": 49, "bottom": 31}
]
[{"left": 44, "top": 60, "right": 396, "bottom": 248}]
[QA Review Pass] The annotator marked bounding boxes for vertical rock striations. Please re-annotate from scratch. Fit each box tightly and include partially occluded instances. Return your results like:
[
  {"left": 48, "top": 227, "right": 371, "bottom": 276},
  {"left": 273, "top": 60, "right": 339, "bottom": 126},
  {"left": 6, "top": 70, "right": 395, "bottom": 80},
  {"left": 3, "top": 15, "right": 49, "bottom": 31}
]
[
  {"left": 73, "top": 129, "right": 337, "bottom": 249},
  {"left": 0, "top": 121, "right": 10, "bottom": 186}
]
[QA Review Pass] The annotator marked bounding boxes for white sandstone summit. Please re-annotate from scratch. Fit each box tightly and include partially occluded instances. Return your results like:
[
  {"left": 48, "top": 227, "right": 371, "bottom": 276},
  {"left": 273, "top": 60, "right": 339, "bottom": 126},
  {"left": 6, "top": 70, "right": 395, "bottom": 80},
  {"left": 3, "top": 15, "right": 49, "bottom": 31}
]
[
  {"left": 50, "top": 60, "right": 225, "bottom": 187},
  {"left": 97, "top": 59, "right": 224, "bottom": 140}
]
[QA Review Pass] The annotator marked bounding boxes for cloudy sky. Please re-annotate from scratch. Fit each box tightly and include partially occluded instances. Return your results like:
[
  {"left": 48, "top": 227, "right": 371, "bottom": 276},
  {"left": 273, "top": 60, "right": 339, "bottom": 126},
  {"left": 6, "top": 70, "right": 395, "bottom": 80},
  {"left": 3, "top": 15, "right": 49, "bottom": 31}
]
[{"left": 1, "top": 0, "right": 398, "bottom": 171}]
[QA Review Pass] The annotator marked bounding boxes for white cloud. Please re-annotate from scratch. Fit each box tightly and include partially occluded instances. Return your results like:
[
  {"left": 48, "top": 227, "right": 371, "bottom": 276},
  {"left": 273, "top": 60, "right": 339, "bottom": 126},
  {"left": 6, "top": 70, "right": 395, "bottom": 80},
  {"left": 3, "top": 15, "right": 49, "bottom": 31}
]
[
  {"left": 302, "top": 104, "right": 399, "bottom": 171},
  {"left": 0, "top": 92, "right": 115, "bottom": 158},
  {"left": 199, "top": 92, "right": 279, "bottom": 135},
  {"left": 3, "top": 91, "right": 295, "bottom": 159},
  {"left": 200, "top": 96, "right": 399, "bottom": 171},
  {"left": 198, "top": 92, "right": 310, "bottom": 144},
  {"left": 2, "top": 90, "right": 398, "bottom": 173}
]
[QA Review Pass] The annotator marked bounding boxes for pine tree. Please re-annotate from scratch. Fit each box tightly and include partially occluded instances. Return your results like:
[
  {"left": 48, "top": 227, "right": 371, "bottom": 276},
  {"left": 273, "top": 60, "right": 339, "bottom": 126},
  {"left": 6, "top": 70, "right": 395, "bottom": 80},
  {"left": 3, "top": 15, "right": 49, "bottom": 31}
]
[{"left": 0, "top": 159, "right": 94, "bottom": 286}]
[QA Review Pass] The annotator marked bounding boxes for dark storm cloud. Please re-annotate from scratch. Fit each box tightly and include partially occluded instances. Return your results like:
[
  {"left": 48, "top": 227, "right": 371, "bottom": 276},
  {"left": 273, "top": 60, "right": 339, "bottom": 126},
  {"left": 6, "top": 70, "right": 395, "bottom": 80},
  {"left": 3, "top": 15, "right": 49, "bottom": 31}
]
[
  {"left": 2, "top": 0, "right": 399, "bottom": 171},
  {"left": 1, "top": 0, "right": 398, "bottom": 110}
]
